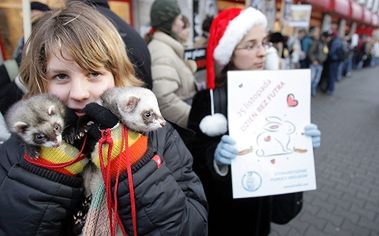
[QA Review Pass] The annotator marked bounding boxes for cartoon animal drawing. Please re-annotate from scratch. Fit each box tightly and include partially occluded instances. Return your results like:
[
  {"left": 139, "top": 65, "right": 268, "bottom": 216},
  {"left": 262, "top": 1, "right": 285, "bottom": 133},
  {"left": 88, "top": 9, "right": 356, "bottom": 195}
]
[{"left": 256, "top": 116, "right": 295, "bottom": 157}]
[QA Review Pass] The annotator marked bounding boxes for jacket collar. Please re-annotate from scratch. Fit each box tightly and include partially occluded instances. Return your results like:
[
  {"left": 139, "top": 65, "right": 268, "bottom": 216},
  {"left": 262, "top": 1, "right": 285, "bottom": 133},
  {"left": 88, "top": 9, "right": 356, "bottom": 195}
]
[{"left": 153, "top": 31, "right": 184, "bottom": 58}]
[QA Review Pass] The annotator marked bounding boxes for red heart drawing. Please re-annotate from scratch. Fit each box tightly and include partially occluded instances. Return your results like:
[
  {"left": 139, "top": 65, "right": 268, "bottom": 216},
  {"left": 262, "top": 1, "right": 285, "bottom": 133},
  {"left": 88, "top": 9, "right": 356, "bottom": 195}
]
[
  {"left": 271, "top": 159, "right": 276, "bottom": 164},
  {"left": 287, "top": 94, "right": 298, "bottom": 107},
  {"left": 264, "top": 135, "right": 271, "bottom": 142}
]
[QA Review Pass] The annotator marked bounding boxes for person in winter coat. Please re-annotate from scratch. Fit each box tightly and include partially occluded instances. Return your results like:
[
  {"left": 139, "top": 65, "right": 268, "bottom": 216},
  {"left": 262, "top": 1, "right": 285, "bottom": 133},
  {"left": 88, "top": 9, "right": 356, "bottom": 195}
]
[
  {"left": 308, "top": 28, "right": 330, "bottom": 96},
  {"left": 13, "top": 1, "right": 51, "bottom": 65},
  {"left": 147, "top": 0, "right": 198, "bottom": 128},
  {"left": 1, "top": 7, "right": 46, "bottom": 115},
  {"left": 0, "top": 59, "right": 23, "bottom": 143},
  {"left": 187, "top": 7, "right": 321, "bottom": 236},
  {"left": 67, "top": 0, "right": 153, "bottom": 90},
  {"left": 0, "top": 3, "right": 208, "bottom": 236},
  {"left": 324, "top": 23, "right": 348, "bottom": 95}
]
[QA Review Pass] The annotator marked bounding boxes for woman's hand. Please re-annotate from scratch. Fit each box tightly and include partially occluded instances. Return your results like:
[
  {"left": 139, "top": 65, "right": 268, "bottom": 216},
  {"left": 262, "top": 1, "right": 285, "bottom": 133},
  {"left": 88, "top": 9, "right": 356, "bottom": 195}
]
[
  {"left": 303, "top": 123, "right": 321, "bottom": 148},
  {"left": 214, "top": 135, "right": 238, "bottom": 165}
]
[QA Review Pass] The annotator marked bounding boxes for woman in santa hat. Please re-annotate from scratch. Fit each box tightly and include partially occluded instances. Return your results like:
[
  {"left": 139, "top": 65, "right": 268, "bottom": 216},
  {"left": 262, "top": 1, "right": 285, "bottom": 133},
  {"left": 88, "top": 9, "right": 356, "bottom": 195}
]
[{"left": 187, "top": 7, "right": 321, "bottom": 236}]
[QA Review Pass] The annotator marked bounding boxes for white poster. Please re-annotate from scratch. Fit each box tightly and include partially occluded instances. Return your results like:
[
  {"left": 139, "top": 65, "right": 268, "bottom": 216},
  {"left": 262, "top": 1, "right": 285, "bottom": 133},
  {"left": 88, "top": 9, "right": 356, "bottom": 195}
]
[
  {"left": 284, "top": 4, "right": 312, "bottom": 28},
  {"left": 227, "top": 69, "right": 316, "bottom": 199}
]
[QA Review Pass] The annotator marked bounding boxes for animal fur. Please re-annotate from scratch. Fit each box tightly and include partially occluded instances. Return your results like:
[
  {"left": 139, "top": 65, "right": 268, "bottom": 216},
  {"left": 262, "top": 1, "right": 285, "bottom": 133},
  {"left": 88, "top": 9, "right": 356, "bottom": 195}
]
[
  {"left": 101, "top": 87, "right": 166, "bottom": 133},
  {"left": 5, "top": 94, "right": 65, "bottom": 158}
]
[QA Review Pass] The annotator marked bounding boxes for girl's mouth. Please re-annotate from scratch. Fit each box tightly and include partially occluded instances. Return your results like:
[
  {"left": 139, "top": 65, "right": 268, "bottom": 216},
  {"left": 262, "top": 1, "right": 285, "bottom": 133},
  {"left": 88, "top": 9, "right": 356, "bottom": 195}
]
[
  {"left": 255, "top": 62, "right": 264, "bottom": 69},
  {"left": 73, "top": 109, "right": 85, "bottom": 117}
]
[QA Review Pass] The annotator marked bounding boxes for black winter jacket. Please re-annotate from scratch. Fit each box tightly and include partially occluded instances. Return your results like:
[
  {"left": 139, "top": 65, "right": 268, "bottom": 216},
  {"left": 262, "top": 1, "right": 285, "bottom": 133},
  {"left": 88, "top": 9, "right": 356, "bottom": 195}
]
[
  {"left": 0, "top": 61, "right": 24, "bottom": 114},
  {"left": 0, "top": 123, "right": 208, "bottom": 235},
  {"left": 188, "top": 87, "right": 303, "bottom": 236}
]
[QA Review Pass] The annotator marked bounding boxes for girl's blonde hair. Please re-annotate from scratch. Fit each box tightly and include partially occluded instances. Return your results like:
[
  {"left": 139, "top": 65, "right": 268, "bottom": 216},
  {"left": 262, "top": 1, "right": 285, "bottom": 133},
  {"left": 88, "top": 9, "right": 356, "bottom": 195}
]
[{"left": 20, "top": 2, "right": 143, "bottom": 97}]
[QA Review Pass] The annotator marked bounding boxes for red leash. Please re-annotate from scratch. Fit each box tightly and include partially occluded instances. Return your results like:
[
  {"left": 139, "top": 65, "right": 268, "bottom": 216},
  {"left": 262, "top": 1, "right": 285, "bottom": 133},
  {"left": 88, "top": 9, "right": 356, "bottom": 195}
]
[
  {"left": 24, "top": 135, "right": 87, "bottom": 169},
  {"left": 98, "top": 126, "right": 138, "bottom": 236}
]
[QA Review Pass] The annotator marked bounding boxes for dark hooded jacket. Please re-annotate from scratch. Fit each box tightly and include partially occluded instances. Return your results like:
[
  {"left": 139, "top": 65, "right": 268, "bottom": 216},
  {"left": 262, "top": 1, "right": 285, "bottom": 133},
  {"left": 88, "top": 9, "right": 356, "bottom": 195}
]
[
  {"left": 0, "top": 60, "right": 23, "bottom": 114},
  {"left": 76, "top": 0, "right": 153, "bottom": 89},
  {"left": 0, "top": 123, "right": 208, "bottom": 235}
]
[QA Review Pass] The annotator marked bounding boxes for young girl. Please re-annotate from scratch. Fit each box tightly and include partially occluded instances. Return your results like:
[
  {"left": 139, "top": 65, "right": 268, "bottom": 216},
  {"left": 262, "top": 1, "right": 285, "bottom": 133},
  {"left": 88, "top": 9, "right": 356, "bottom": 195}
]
[
  {"left": 188, "top": 7, "right": 321, "bottom": 236},
  {"left": 0, "top": 3, "right": 207, "bottom": 236}
]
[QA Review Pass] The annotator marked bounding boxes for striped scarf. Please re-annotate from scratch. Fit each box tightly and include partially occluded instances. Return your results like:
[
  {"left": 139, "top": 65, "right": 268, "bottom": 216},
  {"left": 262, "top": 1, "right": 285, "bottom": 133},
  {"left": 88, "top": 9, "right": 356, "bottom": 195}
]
[{"left": 83, "top": 125, "right": 147, "bottom": 236}]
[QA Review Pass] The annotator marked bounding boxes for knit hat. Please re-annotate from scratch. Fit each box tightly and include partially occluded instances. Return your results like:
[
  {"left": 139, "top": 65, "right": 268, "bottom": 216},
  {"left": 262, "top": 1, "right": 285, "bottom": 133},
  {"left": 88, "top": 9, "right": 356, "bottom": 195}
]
[
  {"left": 200, "top": 7, "right": 267, "bottom": 137},
  {"left": 150, "top": 0, "right": 181, "bottom": 35}
]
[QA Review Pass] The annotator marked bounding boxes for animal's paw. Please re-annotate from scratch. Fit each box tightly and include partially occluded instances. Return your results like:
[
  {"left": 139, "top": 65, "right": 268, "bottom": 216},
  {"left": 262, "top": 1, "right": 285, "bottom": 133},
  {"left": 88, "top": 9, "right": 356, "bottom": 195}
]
[{"left": 26, "top": 146, "right": 40, "bottom": 159}]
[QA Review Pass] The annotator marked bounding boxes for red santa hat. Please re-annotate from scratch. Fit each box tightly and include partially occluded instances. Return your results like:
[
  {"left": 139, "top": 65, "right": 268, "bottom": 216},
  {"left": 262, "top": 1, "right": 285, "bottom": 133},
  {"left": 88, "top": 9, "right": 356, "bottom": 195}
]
[{"left": 200, "top": 7, "right": 267, "bottom": 137}]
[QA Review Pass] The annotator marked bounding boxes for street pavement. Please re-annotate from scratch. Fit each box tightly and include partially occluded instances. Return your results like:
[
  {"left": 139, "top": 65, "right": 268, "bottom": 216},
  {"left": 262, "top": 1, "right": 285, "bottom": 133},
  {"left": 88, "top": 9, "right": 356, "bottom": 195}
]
[{"left": 270, "top": 67, "right": 379, "bottom": 236}]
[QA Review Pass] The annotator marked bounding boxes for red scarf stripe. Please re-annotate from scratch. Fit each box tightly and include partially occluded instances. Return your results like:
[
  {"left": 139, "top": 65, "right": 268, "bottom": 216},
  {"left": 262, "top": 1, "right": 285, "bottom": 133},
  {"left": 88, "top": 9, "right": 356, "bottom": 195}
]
[
  {"left": 106, "top": 135, "right": 148, "bottom": 177},
  {"left": 99, "top": 126, "right": 142, "bottom": 236}
]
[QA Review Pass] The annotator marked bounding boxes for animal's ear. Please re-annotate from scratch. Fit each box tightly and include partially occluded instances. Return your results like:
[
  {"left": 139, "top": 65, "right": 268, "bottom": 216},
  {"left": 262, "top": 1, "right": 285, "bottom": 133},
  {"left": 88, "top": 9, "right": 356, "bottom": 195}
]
[
  {"left": 121, "top": 96, "right": 140, "bottom": 113},
  {"left": 14, "top": 121, "right": 28, "bottom": 133},
  {"left": 48, "top": 105, "right": 56, "bottom": 116}
]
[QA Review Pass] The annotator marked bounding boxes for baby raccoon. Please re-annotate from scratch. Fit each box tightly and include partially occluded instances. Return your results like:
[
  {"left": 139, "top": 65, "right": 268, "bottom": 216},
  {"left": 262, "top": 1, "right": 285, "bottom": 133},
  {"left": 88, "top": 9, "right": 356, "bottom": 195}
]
[
  {"left": 101, "top": 87, "right": 166, "bottom": 133},
  {"left": 5, "top": 94, "right": 65, "bottom": 158}
]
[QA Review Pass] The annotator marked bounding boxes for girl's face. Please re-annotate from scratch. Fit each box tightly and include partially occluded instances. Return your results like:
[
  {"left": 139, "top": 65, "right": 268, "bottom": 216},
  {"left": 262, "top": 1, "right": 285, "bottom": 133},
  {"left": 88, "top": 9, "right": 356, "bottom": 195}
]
[
  {"left": 46, "top": 51, "right": 115, "bottom": 116},
  {"left": 178, "top": 26, "right": 190, "bottom": 43},
  {"left": 231, "top": 25, "right": 267, "bottom": 70},
  {"left": 171, "top": 15, "right": 185, "bottom": 37}
]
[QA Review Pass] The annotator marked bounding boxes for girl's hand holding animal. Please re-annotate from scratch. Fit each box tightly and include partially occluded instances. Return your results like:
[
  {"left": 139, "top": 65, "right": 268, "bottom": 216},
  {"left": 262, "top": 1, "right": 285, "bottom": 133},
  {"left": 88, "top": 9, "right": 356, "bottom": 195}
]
[
  {"left": 303, "top": 123, "right": 321, "bottom": 148},
  {"left": 82, "top": 102, "right": 119, "bottom": 153},
  {"left": 83, "top": 102, "right": 148, "bottom": 177}
]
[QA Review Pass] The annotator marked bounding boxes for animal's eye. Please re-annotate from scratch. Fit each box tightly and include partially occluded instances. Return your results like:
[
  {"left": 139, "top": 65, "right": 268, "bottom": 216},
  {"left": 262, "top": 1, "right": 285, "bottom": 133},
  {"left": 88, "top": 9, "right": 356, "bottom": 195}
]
[
  {"left": 54, "top": 124, "right": 61, "bottom": 131},
  {"left": 144, "top": 111, "right": 152, "bottom": 118},
  {"left": 34, "top": 133, "right": 45, "bottom": 140}
]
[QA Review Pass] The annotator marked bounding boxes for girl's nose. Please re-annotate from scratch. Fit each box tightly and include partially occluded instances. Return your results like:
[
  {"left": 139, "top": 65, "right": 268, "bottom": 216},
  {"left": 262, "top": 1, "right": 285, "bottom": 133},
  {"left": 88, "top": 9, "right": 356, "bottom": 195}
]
[
  {"left": 257, "top": 44, "right": 267, "bottom": 57},
  {"left": 69, "top": 78, "right": 90, "bottom": 101}
]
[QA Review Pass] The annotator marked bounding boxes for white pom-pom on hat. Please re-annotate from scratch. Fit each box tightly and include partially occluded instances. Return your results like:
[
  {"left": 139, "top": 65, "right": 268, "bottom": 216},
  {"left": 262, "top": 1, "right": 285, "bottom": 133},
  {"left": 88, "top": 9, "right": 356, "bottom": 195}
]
[
  {"left": 199, "top": 113, "right": 228, "bottom": 137},
  {"left": 199, "top": 89, "right": 227, "bottom": 136}
]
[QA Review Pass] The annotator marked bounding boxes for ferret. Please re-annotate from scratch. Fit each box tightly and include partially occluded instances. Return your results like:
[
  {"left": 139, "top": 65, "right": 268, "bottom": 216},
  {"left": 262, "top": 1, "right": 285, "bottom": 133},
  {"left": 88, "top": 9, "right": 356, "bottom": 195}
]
[
  {"left": 101, "top": 87, "right": 166, "bottom": 133},
  {"left": 5, "top": 94, "right": 65, "bottom": 158}
]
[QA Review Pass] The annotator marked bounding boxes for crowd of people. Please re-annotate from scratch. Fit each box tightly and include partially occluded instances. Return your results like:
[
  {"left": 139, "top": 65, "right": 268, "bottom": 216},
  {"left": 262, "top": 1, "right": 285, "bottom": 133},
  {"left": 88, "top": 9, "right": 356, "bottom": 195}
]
[
  {"left": 0, "top": 0, "right": 325, "bottom": 235},
  {"left": 266, "top": 24, "right": 379, "bottom": 96}
]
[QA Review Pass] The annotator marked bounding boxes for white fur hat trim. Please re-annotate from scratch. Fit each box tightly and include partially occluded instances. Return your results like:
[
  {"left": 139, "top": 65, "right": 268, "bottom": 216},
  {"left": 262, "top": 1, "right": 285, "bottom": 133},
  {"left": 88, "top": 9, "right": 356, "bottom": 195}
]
[
  {"left": 213, "top": 7, "right": 267, "bottom": 66},
  {"left": 199, "top": 113, "right": 228, "bottom": 137}
]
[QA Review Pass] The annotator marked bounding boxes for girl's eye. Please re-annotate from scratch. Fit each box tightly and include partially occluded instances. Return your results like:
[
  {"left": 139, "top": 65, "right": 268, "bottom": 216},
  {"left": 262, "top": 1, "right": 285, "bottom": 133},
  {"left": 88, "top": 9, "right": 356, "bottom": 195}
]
[
  {"left": 54, "top": 74, "right": 68, "bottom": 81},
  {"left": 88, "top": 72, "right": 101, "bottom": 79},
  {"left": 247, "top": 43, "right": 256, "bottom": 50}
]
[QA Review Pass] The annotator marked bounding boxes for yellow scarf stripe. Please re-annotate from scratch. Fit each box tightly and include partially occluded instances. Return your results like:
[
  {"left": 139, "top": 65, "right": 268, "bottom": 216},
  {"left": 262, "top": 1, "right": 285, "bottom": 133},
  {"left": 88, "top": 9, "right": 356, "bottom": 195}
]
[
  {"left": 40, "top": 142, "right": 81, "bottom": 164},
  {"left": 38, "top": 142, "right": 88, "bottom": 175},
  {"left": 92, "top": 124, "right": 146, "bottom": 167},
  {"left": 64, "top": 158, "right": 89, "bottom": 173}
]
